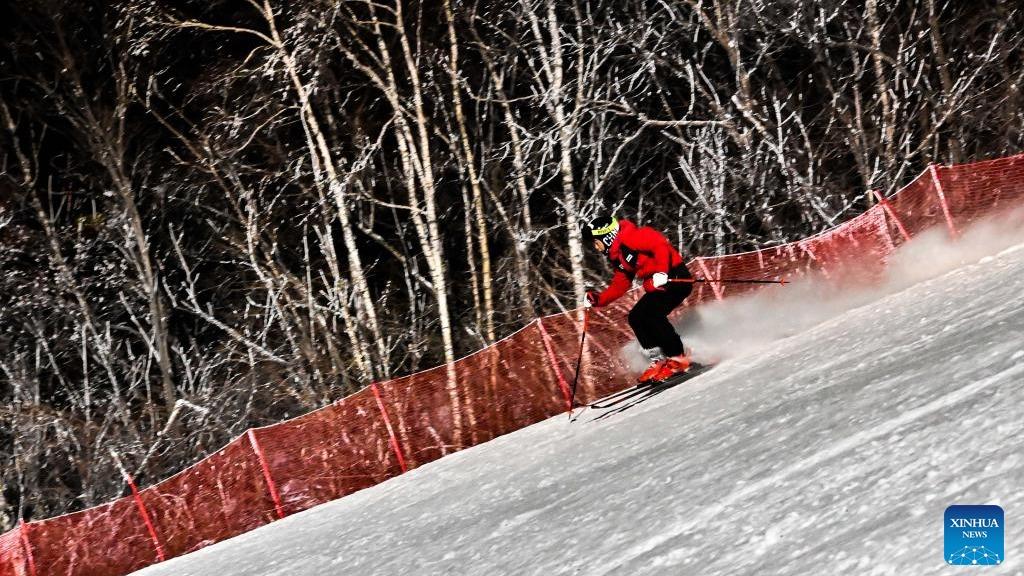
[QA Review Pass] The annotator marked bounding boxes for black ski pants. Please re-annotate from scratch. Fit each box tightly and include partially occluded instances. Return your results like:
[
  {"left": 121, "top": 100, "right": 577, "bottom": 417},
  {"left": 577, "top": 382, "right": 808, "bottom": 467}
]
[{"left": 627, "top": 265, "right": 692, "bottom": 357}]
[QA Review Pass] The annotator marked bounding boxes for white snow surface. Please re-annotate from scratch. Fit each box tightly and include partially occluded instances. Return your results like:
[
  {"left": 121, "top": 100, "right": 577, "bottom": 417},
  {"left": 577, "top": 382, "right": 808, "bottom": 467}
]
[{"left": 135, "top": 236, "right": 1024, "bottom": 576}]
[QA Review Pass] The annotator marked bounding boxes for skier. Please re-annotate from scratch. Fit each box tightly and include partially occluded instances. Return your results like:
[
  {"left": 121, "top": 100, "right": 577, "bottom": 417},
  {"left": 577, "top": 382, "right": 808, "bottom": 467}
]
[{"left": 581, "top": 215, "right": 694, "bottom": 384}]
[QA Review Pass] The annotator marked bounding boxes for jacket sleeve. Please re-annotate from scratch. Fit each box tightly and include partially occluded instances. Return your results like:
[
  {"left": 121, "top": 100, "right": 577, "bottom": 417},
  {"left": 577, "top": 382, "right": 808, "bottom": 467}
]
[
  {"left": 596, "top": 269, "right": 633, "bottom": 306},
  {"left": 631, "top": 226, "right": 674, "bottom": 276}
]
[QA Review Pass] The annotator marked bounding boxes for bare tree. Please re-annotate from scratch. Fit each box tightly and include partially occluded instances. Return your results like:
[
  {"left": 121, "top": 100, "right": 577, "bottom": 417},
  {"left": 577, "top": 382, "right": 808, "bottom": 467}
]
[{"left": 2, "top": 0, "right": 1022, "bottom": 523}]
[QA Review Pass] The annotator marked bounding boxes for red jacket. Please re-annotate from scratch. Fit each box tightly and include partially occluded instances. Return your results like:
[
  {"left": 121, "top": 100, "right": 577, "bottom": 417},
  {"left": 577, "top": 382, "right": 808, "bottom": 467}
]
[{"left": 593, "top": 219, "right": 685, "bottom": 306}]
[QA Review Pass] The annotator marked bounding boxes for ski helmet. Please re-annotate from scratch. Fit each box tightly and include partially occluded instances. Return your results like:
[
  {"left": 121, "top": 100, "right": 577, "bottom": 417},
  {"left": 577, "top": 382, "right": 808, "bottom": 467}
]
[{"left": 582, "top": 215, "right": 620, "bottom": 250}]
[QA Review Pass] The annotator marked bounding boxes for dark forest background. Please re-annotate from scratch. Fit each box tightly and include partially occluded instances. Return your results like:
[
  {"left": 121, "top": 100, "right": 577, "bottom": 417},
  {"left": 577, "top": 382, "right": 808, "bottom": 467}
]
[{"left": 1, "top": 0, "right": 1021, "bottom": 528}]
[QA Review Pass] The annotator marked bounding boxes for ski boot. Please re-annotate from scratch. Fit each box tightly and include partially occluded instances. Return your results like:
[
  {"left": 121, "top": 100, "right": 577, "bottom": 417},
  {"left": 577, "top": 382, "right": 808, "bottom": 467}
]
[
  {"left": 637, "top": 358, "right": 667, "bottom": 384},
  {"left": 653, "top": 355, "right": 692, "bottom": 382}
]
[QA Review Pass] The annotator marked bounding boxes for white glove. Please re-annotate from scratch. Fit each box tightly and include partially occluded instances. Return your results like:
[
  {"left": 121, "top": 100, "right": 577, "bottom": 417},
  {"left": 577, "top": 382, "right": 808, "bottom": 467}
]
[
  {"left": 652, "top": 272, "right": 669, "bottom": 288},
  {"left": 583, "top": 298, "right": 593, "bottom": 309}
]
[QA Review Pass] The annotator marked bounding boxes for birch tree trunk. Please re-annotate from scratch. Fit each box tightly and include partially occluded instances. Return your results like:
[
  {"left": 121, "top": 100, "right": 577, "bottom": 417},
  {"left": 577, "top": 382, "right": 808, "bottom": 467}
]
[
  {"left": 473, "top": 29, "right": 537, "bottom": 320},
  {"left": 445, "top": 0, "right": 495, "bottom": 343},
  {"left": 924, "top": 0, "right": 963, "bottom": 163},
  {"left": 257, "top": 0, "right": 387, "bottom": 380},
  {"left": 341, "top": 0, "right": 467, "bottom": 442},
  {"left": 866, "top": 0, "right": 897, "bottom": 184},
  {"left": 53, "top": 34, "right": 177, "bottom": 408},
  {"left": 523, "top": 0, "right": 586, "bottom": 306}
]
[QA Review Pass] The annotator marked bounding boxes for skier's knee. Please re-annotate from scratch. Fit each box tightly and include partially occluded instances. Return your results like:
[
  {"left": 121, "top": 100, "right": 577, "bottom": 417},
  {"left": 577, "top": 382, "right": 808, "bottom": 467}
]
[{"left": 627, "top": 306, "right": 644, "bottom": 329}]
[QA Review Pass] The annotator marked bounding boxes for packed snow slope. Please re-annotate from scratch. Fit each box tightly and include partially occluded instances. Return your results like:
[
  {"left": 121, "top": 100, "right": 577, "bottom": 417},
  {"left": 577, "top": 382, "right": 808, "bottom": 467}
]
[{"left": 136, "top": 239, "right": 1024, "bottom": 576}]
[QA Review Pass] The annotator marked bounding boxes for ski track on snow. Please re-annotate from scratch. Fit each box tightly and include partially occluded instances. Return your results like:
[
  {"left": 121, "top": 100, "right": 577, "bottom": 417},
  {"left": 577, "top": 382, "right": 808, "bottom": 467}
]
[{"left": 596, "top": 362, "right": 1024, "bottom": 575}]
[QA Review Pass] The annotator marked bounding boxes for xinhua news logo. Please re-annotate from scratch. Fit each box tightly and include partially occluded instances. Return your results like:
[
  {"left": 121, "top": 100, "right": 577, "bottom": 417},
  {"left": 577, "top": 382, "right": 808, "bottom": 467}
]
[{"left": 944, "top": 505, "right": 1004, "bottom": 566}]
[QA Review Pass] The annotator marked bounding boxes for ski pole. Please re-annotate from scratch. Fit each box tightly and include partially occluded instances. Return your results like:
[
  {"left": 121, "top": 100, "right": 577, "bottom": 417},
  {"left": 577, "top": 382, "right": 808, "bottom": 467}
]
[
  {"left": 668, "top": 277, "right": 788, "bottom": 285},
  {"left": 567, "top": 307, "right": 590, "bottom": 420}
]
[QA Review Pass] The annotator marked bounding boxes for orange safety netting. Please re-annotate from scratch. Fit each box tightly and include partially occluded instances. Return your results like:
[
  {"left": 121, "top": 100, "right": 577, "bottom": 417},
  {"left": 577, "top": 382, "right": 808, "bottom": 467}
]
[{"left": 2, "top": 154, "right": 1023, "bottom": 576}]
